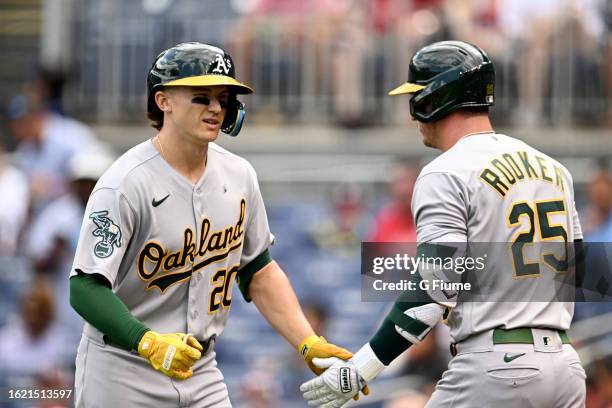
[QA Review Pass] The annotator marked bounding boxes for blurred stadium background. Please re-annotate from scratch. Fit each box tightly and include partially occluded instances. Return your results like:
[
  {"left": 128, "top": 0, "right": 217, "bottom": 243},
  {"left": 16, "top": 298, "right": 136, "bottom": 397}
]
[{"left": 0, "top": 0, "right": 611, "bottom": 407}]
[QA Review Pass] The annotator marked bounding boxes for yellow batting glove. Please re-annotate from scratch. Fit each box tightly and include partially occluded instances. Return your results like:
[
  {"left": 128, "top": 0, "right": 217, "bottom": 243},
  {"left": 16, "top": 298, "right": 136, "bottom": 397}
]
[
  {"left": 298, "top": 335, "right": 370, "bottom": 400},
  {"left": 298, "top": 335, "right": 353, "bottom": 375},
  {"left": 138, "top": 331, "right": 203, "bottom": 380}
]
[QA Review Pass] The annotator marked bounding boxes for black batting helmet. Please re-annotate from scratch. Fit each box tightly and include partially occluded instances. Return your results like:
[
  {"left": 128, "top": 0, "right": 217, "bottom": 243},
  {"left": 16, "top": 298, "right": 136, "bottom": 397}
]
[
  {"left": 389, "top": 41, "right": 495, "bottom": 123},
  {"left": 147, "top": 42, "right": 252, "bottom": 136}
]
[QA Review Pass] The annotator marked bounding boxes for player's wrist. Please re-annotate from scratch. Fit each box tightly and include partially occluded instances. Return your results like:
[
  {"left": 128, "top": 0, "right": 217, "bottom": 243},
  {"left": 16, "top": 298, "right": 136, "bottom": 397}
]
[
  {"left": 297, "top": 334, "right": 322, "bottom": 358},
  {"left": 351, "top": 343, "right": 386, "bottom": 383},
  {"left": 131, "top": 326, "right": 152, "bottom": 351},
  {"left": 137, "top": 330, "right": 156, "bottom": 357}
]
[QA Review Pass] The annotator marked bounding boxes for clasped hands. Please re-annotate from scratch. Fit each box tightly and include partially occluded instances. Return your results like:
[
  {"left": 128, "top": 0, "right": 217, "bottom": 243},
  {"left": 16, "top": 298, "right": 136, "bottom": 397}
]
[{"left": 298, "top": 335, "right": 369, "bottom": 407}]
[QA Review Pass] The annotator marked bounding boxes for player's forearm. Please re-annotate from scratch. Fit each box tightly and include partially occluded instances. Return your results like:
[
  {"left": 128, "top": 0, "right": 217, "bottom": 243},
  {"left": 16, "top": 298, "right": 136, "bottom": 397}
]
[
  {"left": 369, "top": 312, "right": 412, "bottom": 364},
  {"left": 70, "top": 273, "right": 150, "bottom": 350},
  {"left": 369, "top": 290, "right": 444, "bottom": 365},
  {"left": 249, "top": 261, "right": 315, "bottom": 347}
]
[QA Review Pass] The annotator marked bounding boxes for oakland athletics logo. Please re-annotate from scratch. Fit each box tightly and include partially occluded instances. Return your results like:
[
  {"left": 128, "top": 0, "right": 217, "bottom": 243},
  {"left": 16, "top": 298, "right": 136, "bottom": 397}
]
[
  {"left": 89, "top": 210, "right": 122, "bottom": 258},
  {"left": 211, "top": 53, "right": 231, "bottom": 75}
]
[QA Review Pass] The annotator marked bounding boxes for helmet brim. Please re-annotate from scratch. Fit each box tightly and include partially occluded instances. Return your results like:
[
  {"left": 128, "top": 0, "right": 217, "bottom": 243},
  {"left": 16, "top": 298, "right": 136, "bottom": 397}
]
[
  {"left": 388, "top": 82, "right": 426, "bottom": 96},
  {"left": 163, "top": 75, "right": 253, "bottom": 94}
]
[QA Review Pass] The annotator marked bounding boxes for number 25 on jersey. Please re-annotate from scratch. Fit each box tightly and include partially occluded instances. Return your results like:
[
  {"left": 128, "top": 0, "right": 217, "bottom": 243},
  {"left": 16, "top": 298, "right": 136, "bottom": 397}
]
[{"left": 507, "top": 199, "right": 568, "bottom": 278}]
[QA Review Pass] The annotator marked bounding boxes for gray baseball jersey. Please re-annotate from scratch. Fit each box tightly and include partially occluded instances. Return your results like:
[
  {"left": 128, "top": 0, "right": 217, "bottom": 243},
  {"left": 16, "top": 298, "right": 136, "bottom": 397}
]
[
  {"left": 71, "top": 140, "right": 274, "bottom": 341},
  {"left": 412, "top": 133, "right": 582, "bottom": 342}
]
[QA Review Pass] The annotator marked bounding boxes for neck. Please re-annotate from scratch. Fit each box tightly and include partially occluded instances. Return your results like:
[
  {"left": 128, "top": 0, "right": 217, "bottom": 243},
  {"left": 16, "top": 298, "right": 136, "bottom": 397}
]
[
  {"left": 437, "top": 112, "right": 494, "bottom": 152},
  {"left": 156, "top": 129, "right": 209, "bottom": 183}
]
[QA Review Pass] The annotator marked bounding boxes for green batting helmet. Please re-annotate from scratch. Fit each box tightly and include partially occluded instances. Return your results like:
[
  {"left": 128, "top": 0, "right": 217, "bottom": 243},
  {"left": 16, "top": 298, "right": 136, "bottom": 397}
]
[
  {"left": 147, "top": 42, "right": 252, "bottom": 136},
  {"left": 389, "top": 41, "right": 495, "bottom": 123}
]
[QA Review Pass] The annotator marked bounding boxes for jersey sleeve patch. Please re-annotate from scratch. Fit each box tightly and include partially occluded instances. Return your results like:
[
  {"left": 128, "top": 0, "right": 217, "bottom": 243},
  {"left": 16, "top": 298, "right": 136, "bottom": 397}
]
[{"left": 89, "top": 210, "right": 122, "bottom": 258}]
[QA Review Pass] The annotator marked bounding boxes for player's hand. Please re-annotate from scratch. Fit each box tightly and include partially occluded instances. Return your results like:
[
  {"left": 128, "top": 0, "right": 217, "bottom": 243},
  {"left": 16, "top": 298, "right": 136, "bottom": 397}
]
[
  {"left": 298, "top": 336, "right": 369, "bottom": 401},
  {"left": 300, "top": 357, "right": 367, "bottom": 407},
  {"left": 137, "top": 331, "right": 203, "bottom": 380},
  {"left": 298, "top": 335, "right": 353, "bottom": 375}
]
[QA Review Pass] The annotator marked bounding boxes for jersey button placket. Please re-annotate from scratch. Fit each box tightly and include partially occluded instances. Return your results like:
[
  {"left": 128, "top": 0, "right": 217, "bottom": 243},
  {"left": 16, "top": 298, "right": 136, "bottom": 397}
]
[{"left": 188, "top": 186, "right": 203, "bottom": 334}]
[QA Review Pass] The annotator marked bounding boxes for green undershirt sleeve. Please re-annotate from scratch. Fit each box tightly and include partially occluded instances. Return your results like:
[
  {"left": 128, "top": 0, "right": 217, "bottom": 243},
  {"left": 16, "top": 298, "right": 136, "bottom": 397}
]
[
  {"left": 368, "top": 270, "right": 434, "bottom": 365},
  {"left": 69, "top": 272, "right": 150, "bottom": 351},
  {"left": 237, "top": 248, "right": 273, "bottom": 302},
  {"left": 370, "top": 243, "right": 459, "bottom": 364},
  {"left": 369, "top": 313, "right": 413, "bottom": 365}
]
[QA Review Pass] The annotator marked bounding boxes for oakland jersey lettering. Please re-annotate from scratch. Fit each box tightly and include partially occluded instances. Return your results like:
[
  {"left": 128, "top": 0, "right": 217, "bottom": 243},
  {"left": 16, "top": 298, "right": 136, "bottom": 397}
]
[{"left": 138, "top": 199, "right": 246, "bottom": 292}]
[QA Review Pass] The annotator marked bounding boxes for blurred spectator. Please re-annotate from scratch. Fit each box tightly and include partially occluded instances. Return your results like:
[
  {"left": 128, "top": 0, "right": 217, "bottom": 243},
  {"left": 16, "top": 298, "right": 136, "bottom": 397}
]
[
  {"left": 19, "top": 0, "right": 608, "bottom": 128},
  {"left": 574, "top": 168, "right": 612, "bottom": 316},
  {"left": 604, "top": 0, "right": 612, "bottom": 124},
  {"left": 440, "top": 0, "right": 519, "bottom": 123},
  {"left": 544, "top": 0, "right": 607, "bottom": 124},
  {"left": 369, "top": 160, "right": 418, "bottom": 242},
  {"left": 590, "top": 356, "right": 612, "bottom": 408},
  {"left": 35, "top": 369, "right": 71, "bottom": 408},
  {"left": 240, "top": 356, "right": 283, "bottom": 408},
  {"left": 308, "top": 183, "right": 371, "bottom": 257},
  {"left": 497, "top": 0, "right": 607, "bottom": 125},
  {"left": 0, "top": 282, "right": 72, "bottom": 385},
  {"left": 497, "top": 0, "right": 560, "bottom": 125},
  {"left": 330, "top": 0, "right": 369, "bottom": 127},
  {"left": 389, "top": 0, "right": 452, "bottom": 125},
  {"left": 280, "top": 302, "right": 330, "bottom": 404},
  {"left": 582, "top": 169, "right": 612, "bottom": 240},
  {"left": 24, "top": 149, "right": 115, "bottom": 350},
  {"left": 393, "top": 0, "right": 449, "bottom": 47},
  {"left": 0, "top": 143, "right": 29, "bottom": 256},
  {"left": 29, "top": 68, "right": 67, "bottom": 116},
  {"left": 237, "top": 301, "right": 329, "bottom": 407},
  {"left": 229, "top": 0, "right": 349, "bottom": 122},
  {"left": 8, "top": 89, "right": 100, "bottom": 211},
  {"left": 444, "top": 0, "right": 507, "bottom": 54},
  {"left": 302, "top": 302, "right": 328, "bottom": 335}
]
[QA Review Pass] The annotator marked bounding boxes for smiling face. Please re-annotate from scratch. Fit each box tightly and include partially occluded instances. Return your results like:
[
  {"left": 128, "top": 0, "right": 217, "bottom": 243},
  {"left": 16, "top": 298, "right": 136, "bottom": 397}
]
[{"left": 155, "top": 85, "right": 230, "bottom": 143}]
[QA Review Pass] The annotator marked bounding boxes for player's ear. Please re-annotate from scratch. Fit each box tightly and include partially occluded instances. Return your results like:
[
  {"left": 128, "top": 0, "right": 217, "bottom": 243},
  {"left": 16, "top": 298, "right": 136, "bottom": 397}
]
[{"left": 155, "top": 89, "right": 172, "bottom": 113}]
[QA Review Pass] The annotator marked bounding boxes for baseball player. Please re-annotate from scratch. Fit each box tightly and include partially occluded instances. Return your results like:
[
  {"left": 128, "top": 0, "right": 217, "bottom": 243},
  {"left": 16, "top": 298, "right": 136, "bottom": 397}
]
[
  {"left": 69, "top": 42, "right": 360, "bottom": 407},
  {"left": 301, "top": 41, "right": 586, "bottom": 407}
]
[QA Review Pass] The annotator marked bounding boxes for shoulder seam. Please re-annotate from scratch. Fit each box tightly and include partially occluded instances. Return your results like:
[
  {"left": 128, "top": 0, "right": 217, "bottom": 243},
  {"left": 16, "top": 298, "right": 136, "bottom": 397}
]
[
  {"left": 90, "top": 187, "right": 138, "bottom": 222},
  {"left": 100, "top": 144, "right": 160, "bottom": 189},
  {"left": 416, "top": 171, "right": 470, "bottom": 191}
]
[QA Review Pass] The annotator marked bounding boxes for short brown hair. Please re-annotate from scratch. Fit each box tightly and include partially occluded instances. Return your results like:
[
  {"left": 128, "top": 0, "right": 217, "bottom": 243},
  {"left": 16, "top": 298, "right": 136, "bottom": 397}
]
[
  {"left": 147, "top": 88, "right": 164, "bottom": 130},
  {"left": 147, "top": 108, "right": 163, "bottom": 130}
]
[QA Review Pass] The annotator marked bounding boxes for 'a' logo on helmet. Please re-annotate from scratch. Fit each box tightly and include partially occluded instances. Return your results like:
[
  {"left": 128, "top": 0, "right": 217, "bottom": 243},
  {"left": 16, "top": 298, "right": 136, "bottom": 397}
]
[{"left": 212, "top": 54, "right": 231, "bottom": 75}]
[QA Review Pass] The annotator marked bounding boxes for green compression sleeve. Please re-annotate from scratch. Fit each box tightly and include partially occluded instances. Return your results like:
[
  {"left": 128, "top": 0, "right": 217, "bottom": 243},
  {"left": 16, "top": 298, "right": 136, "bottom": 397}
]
[
  {"left": 70, "top": 273, "right": 150, "bottom": 351},
  {"left": 369, "top": 278, "right": 433, "bottom": 365},
  {"left": 237, "top": 249, "right": 273, "bottom": 302},
  {"left": 369, "top": 313, "right": 413, "bottom": 365},
  {"left": 370, "top": 243, "right": 458, "bottom": 364}
]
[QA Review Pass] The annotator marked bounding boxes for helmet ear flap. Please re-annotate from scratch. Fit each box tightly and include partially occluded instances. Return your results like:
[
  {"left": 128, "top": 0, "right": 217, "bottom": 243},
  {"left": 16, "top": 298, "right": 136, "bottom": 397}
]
[
  {"left": 410, "top": 91, "right": 435, "bottom": 122},
  {"left": 221, "top": 97, "right": 246, "bottom": 137}
]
